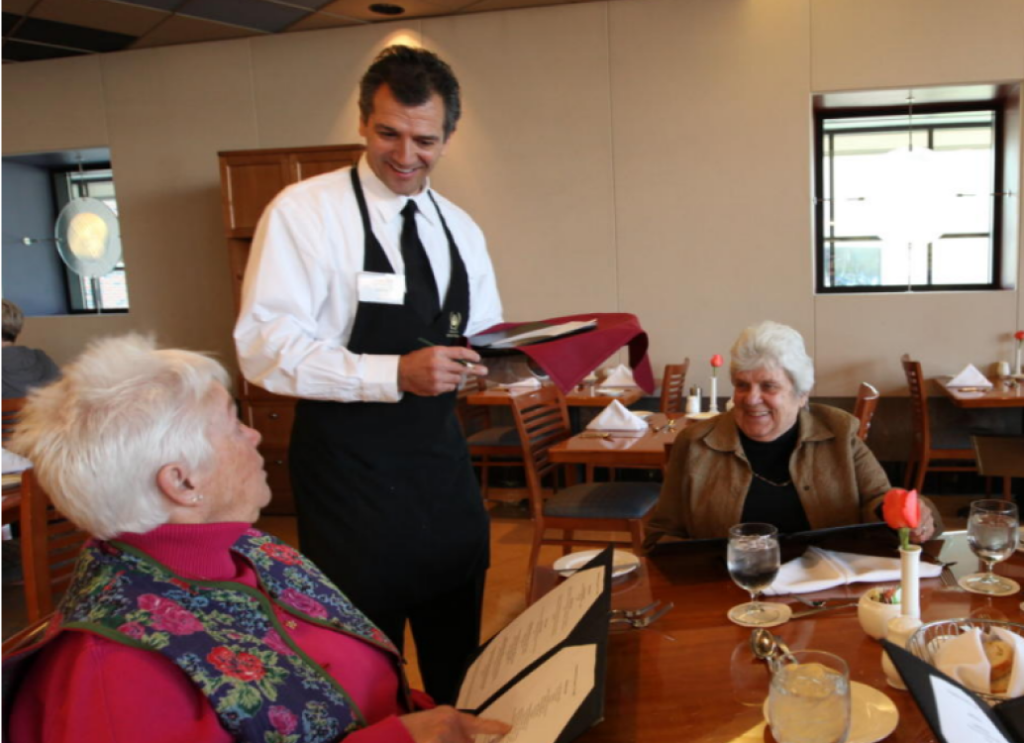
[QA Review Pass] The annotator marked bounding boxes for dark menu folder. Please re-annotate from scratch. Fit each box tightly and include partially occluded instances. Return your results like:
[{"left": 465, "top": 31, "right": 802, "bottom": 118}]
[
  {"left": 469, "top": 319, "right": 598, "bottom": 357},
  {"left": 884, "top": 641, "right": 1024, "bottom": 743},
  {"left": 455, "top": 547, "right": 612, "bottom": 743}
]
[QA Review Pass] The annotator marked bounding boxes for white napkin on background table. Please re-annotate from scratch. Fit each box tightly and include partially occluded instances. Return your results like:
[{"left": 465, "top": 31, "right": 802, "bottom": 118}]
[
  {"left": 934, "top": 627, "right": 1024, "bottom": 698},
  {"left": 598, "top": 364, "right": 636, "bottom": 388},
  {"left": 586, "top": 400, "right": 648, "bottom": 431},
  {"left": 2, "top": 447, "right": 32, "bottom": 475},
  {"left": 763, "top": 547, "right": 942, "bottom": 595},
  {"left": 947, "top": 364, "right": 993, "bottom": 389},
  {"left": 499, "top": 377, "right": 542, "bottom": 389}
]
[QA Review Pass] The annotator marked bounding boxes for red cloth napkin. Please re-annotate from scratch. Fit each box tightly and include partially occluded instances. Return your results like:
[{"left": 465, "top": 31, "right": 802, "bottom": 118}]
[{"left": 474, "top": 313, "right": 654, "bottom": 394}]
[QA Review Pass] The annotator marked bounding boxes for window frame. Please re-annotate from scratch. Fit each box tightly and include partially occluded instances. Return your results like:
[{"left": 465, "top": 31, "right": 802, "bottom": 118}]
[{"left": 813, "top": 101, "right": 1004, "bottom": 294}]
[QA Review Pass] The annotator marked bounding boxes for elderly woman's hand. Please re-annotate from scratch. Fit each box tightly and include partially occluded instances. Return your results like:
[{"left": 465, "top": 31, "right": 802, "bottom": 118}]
[
  {"left": 400, "top": 706, "right": 511, "bottom": 742},
  {"left": 908, "top": 505, "right": 935, "bottom": 544}
]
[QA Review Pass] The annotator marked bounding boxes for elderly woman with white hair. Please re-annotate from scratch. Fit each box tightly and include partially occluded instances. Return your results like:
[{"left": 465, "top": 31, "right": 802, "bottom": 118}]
[
  {"left": 647, "top": 320, "right": 939, "bottom": 543},
  {"left": 6, "top": 335, "right": 509, "bottom": 743}
]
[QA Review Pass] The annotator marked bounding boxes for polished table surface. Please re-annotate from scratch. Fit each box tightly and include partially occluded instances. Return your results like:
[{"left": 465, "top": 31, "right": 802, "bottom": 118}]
[
  {"left": 937, "top": 376, "right": 1024, "bottom": 409},
  {"left": 548, "top": 413, "right": 687, "bottom": 469},
  {"left": 533, "top": 533, "right": 1024, "bottom": 743},
  {"left": 467, "top": 383, "right": 645, "bottom": 409}
]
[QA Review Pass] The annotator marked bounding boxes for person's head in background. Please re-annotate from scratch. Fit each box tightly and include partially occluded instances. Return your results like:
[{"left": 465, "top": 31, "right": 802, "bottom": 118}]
[{"left": 3, "top": 299, "right": 25, "bottom": 344}]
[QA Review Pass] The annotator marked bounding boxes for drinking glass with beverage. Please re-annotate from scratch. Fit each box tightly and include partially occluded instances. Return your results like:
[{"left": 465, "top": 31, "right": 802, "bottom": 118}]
[
  {"left": 727, "top": 523, "right": 783, "bottom": 625},
  {"left": 768, "top": 650, "right": 851, "bottom": 743},
  {"left": 962, "top": 499, "right": 1020, "bottom": 595}
]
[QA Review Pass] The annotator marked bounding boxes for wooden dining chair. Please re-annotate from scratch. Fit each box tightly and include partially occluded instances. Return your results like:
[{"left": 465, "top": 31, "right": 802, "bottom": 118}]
[
  {"left": 17, "top": 468, "right": 89, "bottom": 622},
  {"left": 508, "top": 386, "right": 661, "bottom": 596},
  {"left": 853, "top": 382, "right": 880, "bottom": 442},
  {"left": 901, "top": 354, "right": 976, "bottom": 493},
  {"left": 2, "top": 397, "right": 27, "bottom": 443},
  {"left": 456, "top": 378, "right": 523, "bottom": 500},
  {"left": 972, "top": 435, "right": 1024, "bottom": 501},
  {"left": 659, "top": 360, "right": 690, "bottom": 415}
]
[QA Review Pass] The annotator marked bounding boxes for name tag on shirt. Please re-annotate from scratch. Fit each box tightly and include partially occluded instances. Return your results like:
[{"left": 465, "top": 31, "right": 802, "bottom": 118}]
[{"left": 357, "top": 272, "right": 406, "bottom": 305}]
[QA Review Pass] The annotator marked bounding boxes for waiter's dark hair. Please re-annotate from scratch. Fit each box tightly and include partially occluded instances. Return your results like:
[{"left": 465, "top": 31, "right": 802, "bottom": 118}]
[{"left": 359, "top": 45, "right": 461, "bottom": 140}]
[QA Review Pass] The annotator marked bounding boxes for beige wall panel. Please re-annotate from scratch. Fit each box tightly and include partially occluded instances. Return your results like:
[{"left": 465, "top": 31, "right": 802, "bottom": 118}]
[
  {"left": 250, "top": 22, "right": 423, "bottom": 148},
  {"left": 609, "top": 0, "right": 814, "bottom": 381},
  {"left": 88, "top": 41, "right": 259, "bottom": 368},
  {"left": 811, "top": 0, "right": 1024, "bottom": 92},
  {"left": 2, "top": 55, "right": 108, "bottom": 154},
  {"left": 424, "top": 5, "right": 617, "bottom": 323},
  {"left": 815, "top": 292, "right": 1019, "bottom": 396}
]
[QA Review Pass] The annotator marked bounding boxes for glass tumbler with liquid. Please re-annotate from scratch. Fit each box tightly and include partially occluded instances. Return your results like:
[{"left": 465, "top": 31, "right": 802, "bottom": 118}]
[{"left": 768, "top": 650, "right": 851, "bottom": 743}]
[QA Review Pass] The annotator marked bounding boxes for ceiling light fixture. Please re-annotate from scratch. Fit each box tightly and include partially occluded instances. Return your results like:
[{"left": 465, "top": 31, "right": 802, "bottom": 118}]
[{"left": 369, "top": 3, "right": 405, "bottom": 15}]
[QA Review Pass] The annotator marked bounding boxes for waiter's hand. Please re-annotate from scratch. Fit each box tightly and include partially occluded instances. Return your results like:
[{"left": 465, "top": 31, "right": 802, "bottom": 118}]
[
  {"left": 399, "top": 346, "right": 486, "bottom": 396},
  {"left": 400, "top": 707, "right": 511, "bottom": 742}
]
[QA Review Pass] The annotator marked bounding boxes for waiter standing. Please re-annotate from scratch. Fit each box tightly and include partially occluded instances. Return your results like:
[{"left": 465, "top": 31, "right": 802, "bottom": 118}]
[{"left": 234, "top": 46, "right": 503, "bottom": 705}]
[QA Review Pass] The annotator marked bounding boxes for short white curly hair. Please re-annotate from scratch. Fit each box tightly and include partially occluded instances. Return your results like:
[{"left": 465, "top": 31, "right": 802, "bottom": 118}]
[
  {"left": 9, "top": 334, "right": 229, "bottom": 539},
  {"left": 730, "top": 320, "right": 814, "bottom": 397}
]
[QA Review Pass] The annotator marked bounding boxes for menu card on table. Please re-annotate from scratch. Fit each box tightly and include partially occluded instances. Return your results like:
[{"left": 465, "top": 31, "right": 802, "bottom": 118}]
[
  {"left": 884, "top": 642, "right": 1024, "bottom": 743},
  {"left": 456, "top": 547, "right": 612, "bottom": 743}
]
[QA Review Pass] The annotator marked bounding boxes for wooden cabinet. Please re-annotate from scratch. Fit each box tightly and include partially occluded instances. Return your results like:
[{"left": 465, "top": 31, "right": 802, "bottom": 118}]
[{"left": 218, "top": 144, "right": 364, "bottom": 514}]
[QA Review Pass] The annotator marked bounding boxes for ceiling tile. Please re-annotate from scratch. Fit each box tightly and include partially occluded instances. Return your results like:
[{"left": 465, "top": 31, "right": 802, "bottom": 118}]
[
  {"left": 317, "top": 0, "right": 451, "bottom": 22},
  {"left": 285, "top": 11, "right": 363, "bottom": 31},
  {"left": 180, "top": 0, "right": 310, "bottom": 33},
  {"left": 33, "top": 0, "right": 167, "bottom": 36},
  {"left": 272, "top": 0, "right": 335, "bottom": 10},
  {"left": 130, "top": 14, "right": 260, "bottom": 48},
  {"left": 2, "top": 39, "right": 86, "bottom": 61},
  {"left": 1, "top": 0, "right": 35, "bottom": 14},
  {"left": 460, "top": 0, "right": 567, "bottom": 12},
  {"left": 117, "top": 0, "right": 181, "bottom": 10},
  {"left": 12, "top": 15, "right": 136, "bottom": 52}
]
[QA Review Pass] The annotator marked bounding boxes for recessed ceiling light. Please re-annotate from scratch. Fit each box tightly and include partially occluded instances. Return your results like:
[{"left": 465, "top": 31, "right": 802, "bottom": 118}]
[{"left": 369, "top": 3, "right": 405, "bottom": 15}]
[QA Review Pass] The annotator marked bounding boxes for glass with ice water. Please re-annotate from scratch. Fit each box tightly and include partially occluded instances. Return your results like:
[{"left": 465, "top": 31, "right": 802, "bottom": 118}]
[
  {"left": 769, "top": 650, "right": 851, "bottom": 743},
  {"left": 963, "top": 499, "right": 1019, "bottom": 594},
  {"left": 727, "top": 523, "right": 783, "bottom": 625}
]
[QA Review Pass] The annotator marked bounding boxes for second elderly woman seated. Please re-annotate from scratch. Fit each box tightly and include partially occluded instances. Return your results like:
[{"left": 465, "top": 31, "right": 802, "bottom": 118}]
[
  {"left": 646, "top": 321, "right": 940, "bottom": 545},
  {"left": 7, "top": 335, "right": 509, "bottom": 743}
]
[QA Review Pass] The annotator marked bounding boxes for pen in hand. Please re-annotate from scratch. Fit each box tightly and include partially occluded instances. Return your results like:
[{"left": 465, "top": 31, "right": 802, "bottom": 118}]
[{"left": 417, "top": 337, "right": 481, "bottom": 372}]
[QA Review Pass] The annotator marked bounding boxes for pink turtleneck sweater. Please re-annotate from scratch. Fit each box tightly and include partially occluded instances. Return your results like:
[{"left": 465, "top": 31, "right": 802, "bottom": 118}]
[{"left": 10, "top": 522, "right": 420, "bottom": 743}]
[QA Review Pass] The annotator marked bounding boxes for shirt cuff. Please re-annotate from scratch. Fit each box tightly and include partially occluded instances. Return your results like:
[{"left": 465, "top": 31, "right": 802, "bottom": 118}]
[{"left": 361, "top": 354, "right": 402, "bottom": 402}]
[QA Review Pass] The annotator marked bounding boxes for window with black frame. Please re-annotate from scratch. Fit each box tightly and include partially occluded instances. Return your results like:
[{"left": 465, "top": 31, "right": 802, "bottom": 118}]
[{"left": 815, "top": 104, "right": 1001, "bottom": 293}]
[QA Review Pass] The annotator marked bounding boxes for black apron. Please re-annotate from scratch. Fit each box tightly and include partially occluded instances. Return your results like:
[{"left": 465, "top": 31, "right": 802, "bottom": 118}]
[{"left": 290, "top": 168, "right": 489, "bottom": 614}]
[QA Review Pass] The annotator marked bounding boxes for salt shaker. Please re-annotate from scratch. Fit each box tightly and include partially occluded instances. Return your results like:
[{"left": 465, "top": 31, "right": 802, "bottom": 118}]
[{"left": 685, "top": 386, "right": 701, "bottom": 415}]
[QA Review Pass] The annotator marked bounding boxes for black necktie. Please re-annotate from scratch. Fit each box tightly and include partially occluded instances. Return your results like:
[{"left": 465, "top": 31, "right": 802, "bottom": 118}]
[{"left": 401, "top": 200, "right": 440, "bottom": 322}]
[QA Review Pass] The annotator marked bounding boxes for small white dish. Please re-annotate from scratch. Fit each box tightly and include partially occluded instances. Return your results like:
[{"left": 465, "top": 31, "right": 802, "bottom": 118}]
[
  {"left": 727, "top": 602, "right": 792, "bottom": 628},
  {"left": 763, "top": 681, "right": 898, "bottom": 743},
  {"left": 685, "top": 411, "right": 720, "bottom": 421},
  {"left": 857, "top": 588, "right": 902, "bottom": 640},
  {"left": 553, "top": 549, "right": 639, "bottom": 579}
]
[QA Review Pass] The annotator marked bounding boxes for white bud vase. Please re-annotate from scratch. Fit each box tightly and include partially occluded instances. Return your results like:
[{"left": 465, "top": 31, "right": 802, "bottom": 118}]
[
  {"left": 1016, "top": 346, "right": 1023, "bottom": 377},
  {"left": 709, "top": 376, "right": 719, "bottom": 413},
  {"left": 900, "top": 545, "right": 921, "bottom": 620}
]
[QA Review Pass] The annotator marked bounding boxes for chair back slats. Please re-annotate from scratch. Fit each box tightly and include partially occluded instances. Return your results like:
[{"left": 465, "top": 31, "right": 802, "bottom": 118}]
[
  {"left": 2, "top": 398, "right": 26, "bottom": 443},
  {"left": 853, "top": 382, "right": 880, "bottom": 442},
  {"left": 509, "top": 387, "right": 571, "bottom": 512},
  {"left": 659, "top": 360, "right": 689, "bottom": 415},
  {"left": 900, "top": 355, "right": 929, "bottom": 441}
]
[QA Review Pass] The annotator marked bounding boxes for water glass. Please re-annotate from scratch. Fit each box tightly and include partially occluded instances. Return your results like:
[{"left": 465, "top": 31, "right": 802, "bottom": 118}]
[
  {"left": 727, "top": 523, "right": 782, "bottom": 625},
  {"left": 963, "top": 499, "right": 1020, "bottom": 594},
  {"left": 768, "top": 650, "right": 851, "bottom": 743}
]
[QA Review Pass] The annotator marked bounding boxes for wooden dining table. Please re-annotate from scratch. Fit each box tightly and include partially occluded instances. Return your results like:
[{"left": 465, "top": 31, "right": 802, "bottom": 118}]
[
  {"left": 548, "top": 412, "right": 688, "bottom": 470},
  {"left": 937, "top": 376, "right": 1024, "bottom": 409},
  {"left": 530, "top": 532, "right": 1023, "bottom": 743}
]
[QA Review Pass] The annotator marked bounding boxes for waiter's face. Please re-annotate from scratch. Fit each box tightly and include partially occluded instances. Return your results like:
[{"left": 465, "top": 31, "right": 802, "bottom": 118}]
[{"left": 359, "top": 84, "right": 449, "bottom": 196}]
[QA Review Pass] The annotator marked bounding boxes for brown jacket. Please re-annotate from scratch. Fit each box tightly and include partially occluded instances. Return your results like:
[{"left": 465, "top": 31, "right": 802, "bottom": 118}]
[{"left": 647, "top": 404, "right": 940, "bottom": 544}]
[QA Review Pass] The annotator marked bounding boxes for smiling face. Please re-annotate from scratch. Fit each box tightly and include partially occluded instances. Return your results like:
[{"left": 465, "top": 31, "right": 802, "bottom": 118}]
[
  {"left": 731, "top": 366, "right": 808, "bottom": 442},
  {"left": 359, "top": 84, "right": 449, "bottom": 196},
  {"left": 192, "top": 384, "right": 271, "bottom": 524}
]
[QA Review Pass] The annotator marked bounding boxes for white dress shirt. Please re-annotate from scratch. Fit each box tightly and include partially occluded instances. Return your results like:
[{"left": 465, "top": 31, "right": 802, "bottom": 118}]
[{"left": 234, "top": 158, "right": 503, "bottom": 403}]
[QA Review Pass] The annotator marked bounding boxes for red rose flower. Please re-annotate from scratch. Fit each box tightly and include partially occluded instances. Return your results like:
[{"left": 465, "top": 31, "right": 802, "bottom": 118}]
[
  {"left": 883, "top": 488, "right": 920, "bottom": 550},
  {"left": 1016, "top": 330, "right": 1024, "bottom": 342},
  {"left": 208, "top": 646, "right": 266, "bottom": 682},
  {"left": 261, "top": 542, "right": 303, "bottom": 565},
  {"left": 710, "top": 354, "right": 723, "bottom": 368}
]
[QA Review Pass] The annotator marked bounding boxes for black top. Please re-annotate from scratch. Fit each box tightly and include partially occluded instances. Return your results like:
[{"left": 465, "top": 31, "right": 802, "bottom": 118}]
[{"left": 739, "top": 421, "right": 810, "bottom": 533}]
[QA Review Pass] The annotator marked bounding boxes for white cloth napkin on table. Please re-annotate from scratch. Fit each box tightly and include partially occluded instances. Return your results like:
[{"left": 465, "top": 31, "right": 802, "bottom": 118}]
[
  {"left": 598, "top": 364, "right": 636, "bottom": 388},
  {"left": 934, "top": 627, "right": 1024, "bottom": 698},
  {"left": 947, "top": 364, "right": 993, "bottom": 389},
  {"left": 586, "top": 400, "right": 648, "bottom": 432},
  {"left": 763, "top": 547, "right": 942, "bottom": 595},
  {"left": 499, "top": 377, "right": 542, "bottom": 389},
  {"left": 2, "top": 447, "right": 32, "bottom": 475}
]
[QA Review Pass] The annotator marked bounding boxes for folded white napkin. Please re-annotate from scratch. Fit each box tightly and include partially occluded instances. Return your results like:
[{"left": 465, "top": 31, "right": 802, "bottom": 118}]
[
  {"left": 763, "top": 547, "right": 942, "bottom": 595},
  {"left": 2, "top": 447, "right": 32, "bottom": 475},
  {"left": 947, "top": 363, "right": 993, "bottom": 389},
  {"left": 586, "top": 400, "right": 648, "bottom": 431},
  {"left": 598, "top": 364, "right": 636, "bottom": 388},
  {"left": 934, "top": 627, "right": 1024, "bottom": 698},
  {"left": 499, "top": 377, "right": 542, "bottom": 389}
]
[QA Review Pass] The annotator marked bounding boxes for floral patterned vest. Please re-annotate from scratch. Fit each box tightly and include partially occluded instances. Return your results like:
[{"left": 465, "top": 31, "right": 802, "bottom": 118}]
[{"left": 45, "top": 528, "right": 407, "bottom": 743}]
